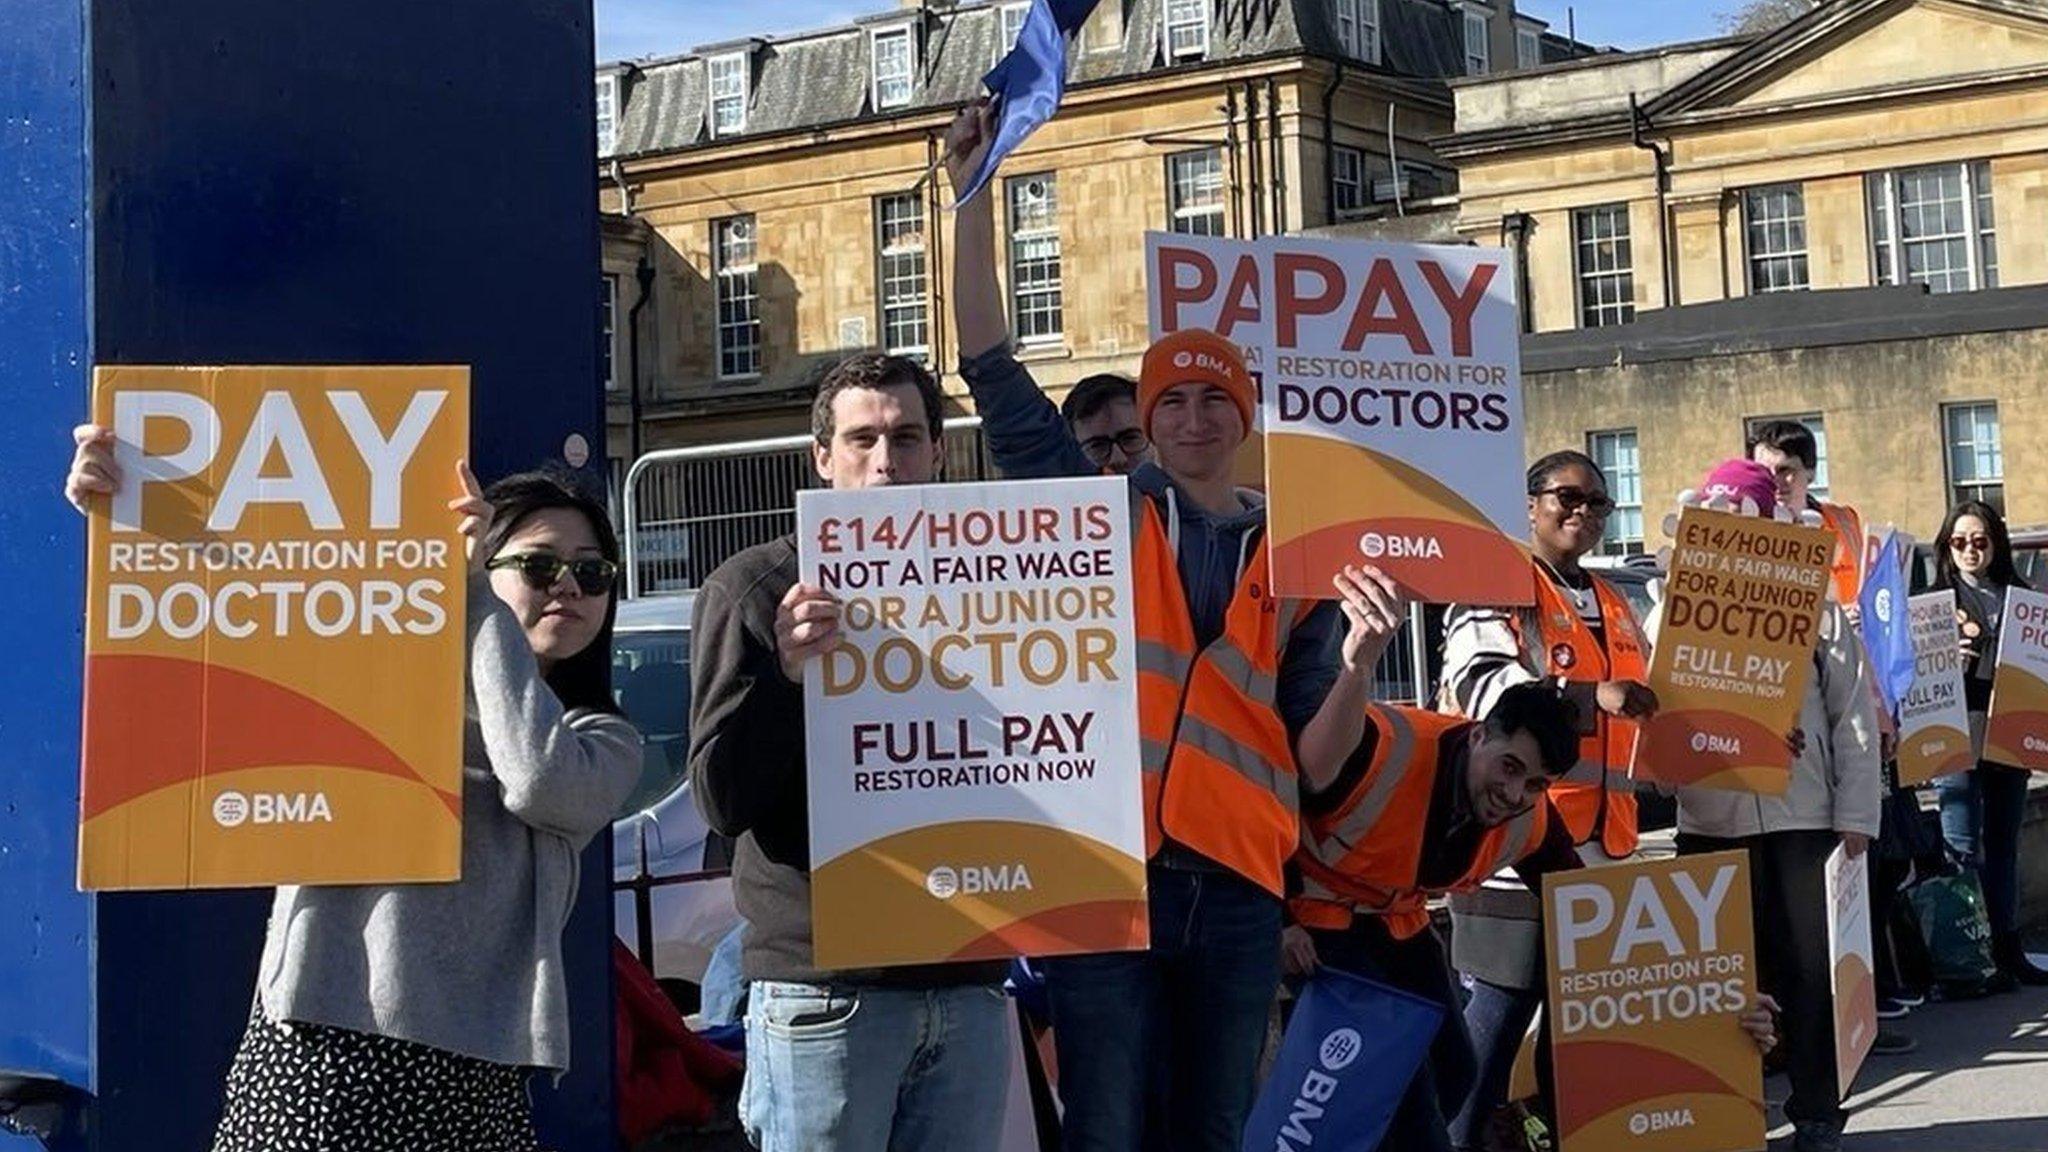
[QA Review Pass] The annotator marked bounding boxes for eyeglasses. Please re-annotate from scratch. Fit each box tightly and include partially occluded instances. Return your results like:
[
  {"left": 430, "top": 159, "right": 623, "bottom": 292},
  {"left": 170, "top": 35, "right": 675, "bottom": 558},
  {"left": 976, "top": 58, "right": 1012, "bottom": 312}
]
[
  {"left": 1080, "top": 429, "right": 1152, "bottom": 465},
  {"left": 1950, "top": 535, "right": 1993, "bottom": 553},
  {"left": 486, "top": 553, "right": 619, "bottom": 596},
  {"left": 1533, "top": 486, "right": 1616, "bottom": 517}
]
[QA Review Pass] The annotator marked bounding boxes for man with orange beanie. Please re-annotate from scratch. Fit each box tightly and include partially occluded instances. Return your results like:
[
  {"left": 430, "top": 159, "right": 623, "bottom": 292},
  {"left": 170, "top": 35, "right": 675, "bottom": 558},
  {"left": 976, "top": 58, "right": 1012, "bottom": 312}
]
[{"left": 939, "top": 101, "right": 1407, "bottom": 1152}]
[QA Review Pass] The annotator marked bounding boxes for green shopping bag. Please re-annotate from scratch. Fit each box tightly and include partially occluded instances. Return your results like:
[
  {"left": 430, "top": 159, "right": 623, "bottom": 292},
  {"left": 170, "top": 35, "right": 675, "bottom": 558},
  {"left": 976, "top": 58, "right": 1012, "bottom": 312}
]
[{"left": 1908, "top": 871, "right": 1997, "bottom": 987}]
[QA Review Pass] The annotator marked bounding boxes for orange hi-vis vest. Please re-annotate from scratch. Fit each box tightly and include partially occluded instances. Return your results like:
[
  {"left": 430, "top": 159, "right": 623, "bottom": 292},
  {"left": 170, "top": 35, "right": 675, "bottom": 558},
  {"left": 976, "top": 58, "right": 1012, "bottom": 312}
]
[
  {"left": 1509, "top": 566, "right": 1647, "bottom": 858},
  {"left": 1817, "top": 500, "right": 1865, "bottom": 605},
  {"left": 1133, "top": 488, "right": 1315, "bottom": 899},
  {"left": 1292, "top": 705, "right": 1550, "bottom": 939}
]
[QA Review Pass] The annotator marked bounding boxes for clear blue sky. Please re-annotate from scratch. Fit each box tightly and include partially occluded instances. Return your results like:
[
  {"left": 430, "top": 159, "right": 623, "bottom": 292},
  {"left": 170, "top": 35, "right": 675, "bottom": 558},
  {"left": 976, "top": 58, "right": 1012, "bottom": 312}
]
[{"left": 596, "top": 0, "right": 1736, "bottom": 63}]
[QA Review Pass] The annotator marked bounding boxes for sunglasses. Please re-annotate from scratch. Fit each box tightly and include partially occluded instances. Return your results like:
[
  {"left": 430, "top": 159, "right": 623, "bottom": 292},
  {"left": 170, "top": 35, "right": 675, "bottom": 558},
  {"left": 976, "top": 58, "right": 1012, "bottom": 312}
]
[
  {"left": 1534, "top": 486, "right": 1616, "bottom": 517},
  {"left": 1949, "top": 535, "right": 1993, "bottom": 553},
  {"left": 1081, "top": 429, "right": 1152, "bottom": 465},
  {"left": 486, "top": 552, "right": 619, "bottom": 596}
]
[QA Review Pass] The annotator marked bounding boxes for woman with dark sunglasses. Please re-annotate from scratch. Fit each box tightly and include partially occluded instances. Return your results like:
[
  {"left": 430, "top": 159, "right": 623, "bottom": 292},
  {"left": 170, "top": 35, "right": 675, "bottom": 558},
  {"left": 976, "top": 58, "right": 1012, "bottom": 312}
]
[
  {"left": 1436, "top": 450, "right": 1660, "bottom": 1148},
  {"left": 65, "top": 426, "right": 642, "bottom": 1151},
  {"left": 1930, "top": 499, "right": 2048, "bottom": 988}
]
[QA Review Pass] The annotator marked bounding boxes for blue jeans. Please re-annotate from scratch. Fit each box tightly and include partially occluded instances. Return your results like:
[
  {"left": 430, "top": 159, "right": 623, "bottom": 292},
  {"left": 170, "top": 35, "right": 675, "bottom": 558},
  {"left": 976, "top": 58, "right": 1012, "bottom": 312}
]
[
  {"left": 739, "top": 980, "right": 1012, "bottom": 1152},
  {"left": 1937, "top": 762, "right": 2031, "bottom": 933},
  {"left": 1042, "top": 865, "right": 1283, "bottom": 1152},
  {"left": 1448, "top": 979, "right": 1546, "bottom": 1148}
]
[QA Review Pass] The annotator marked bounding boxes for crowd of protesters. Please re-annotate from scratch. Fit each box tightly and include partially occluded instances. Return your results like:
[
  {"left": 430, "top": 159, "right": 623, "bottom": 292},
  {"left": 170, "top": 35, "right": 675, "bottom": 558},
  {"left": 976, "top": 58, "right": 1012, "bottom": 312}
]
[{"left": 53, "top": 100, "right": 2045, "bottom": 1152}]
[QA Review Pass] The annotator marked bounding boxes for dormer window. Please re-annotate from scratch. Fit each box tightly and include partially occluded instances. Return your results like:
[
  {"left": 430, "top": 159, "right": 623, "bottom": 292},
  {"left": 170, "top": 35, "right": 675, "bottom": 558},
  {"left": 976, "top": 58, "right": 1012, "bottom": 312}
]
[
  {"left": 998, "top": 2, "right": 1030, "bottom": 60},
  {"left": 1164, "top": 0, "right": 1209, "bottom": 61},
  {"left": 1516, "top": 25, "right": 1542, "bottom": 69},
  {"left": 1337, "top": 0, "right": 1381, "bottom": 66},
  {"left": 872, "top": 26, "right": 916, "bottom": 111},
  {"left": 1459, "top": 3, "right": 1492, "bottom": 76},
  {"left": 596, "top": 74, "right": 619, "bottom": 156},
  {"left": 708, "top": 52, "right": 748, "bottom": 137}
]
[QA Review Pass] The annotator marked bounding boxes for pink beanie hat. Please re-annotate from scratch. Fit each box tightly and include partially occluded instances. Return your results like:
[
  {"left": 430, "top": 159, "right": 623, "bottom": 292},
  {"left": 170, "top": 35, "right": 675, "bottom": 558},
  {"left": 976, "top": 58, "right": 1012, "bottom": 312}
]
[{"left": 1699, "top": 459, "right": 1780, "bottom": 516}]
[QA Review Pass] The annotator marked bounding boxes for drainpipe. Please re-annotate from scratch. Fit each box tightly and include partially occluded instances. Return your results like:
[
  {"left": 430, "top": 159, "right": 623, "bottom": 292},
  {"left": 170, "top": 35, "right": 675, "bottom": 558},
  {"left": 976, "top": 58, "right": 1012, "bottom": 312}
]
[
  {"left": 1266, "top": 76, "right": 1286, "bottom": 234},
  {"left": 1244, "top": 80, "right": 1264, "bottom": 238},
  {"left": 1320, "top": 62, "right": 1345, "bottom": 225},
  {"left": 926, "top": 129, "right": 947, "bottom": 382},
  {"left": 1502, "top": 212, "right": 1535, "bottom": 332},
  {"left": 610, "top": 159, "right": 655, "bottom": 465},
  {"left": 1629, "top": 93, "right": 1677, "bottom": 312},
  {"left": 1224, "top": 87, "right": 1244, "bottom": 237}
]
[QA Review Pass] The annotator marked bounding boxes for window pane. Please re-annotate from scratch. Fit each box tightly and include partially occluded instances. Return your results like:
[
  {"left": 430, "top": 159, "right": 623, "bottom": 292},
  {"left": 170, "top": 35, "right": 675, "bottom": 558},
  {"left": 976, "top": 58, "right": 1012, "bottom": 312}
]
[
  {"left": 1169, "top": 149, "right": 1225, "bottom": 236},
  {"left": 1333, "top": 146, "right": 1364, "bottom": 215},
  {"left": 873, "top": 30, "right": 913, "bottom": 110},
  {"left": 1588, "top": 430, "right": 1644, "bottom": 555},
  {"left": 1167, "top": 0, "right": 1208, "bottom": 57},
  {"left": 1575, "top": 204, "right": 1635, "bottom": 328},
  {"left": 1008, "top": 175, "right": 1062, "bottom": 341},
  {"left": 710, "top": 55, "right": 747, "bottom": 136},
  {"left": 715, "top": 216, "right": 760, "bottom": 377},
  {"left": 876, "top": 193, "right": 928, "bottom": 355},
  {"left": 601, "top": 274, "right": 618, "bottom": 390}
]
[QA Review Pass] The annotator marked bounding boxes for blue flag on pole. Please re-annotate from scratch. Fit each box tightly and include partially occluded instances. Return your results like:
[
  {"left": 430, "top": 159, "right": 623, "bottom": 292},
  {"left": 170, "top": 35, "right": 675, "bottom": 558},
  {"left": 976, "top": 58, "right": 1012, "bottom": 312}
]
[
  {"left": 954, "top": 0, "right": 1100, "bottom": 207},
  {"left": 1241, "top": 968, "right": 1445, "bottom": 1152},
  {"left": 1859, "top": 530, "right": 1915, "bottom": 716}
]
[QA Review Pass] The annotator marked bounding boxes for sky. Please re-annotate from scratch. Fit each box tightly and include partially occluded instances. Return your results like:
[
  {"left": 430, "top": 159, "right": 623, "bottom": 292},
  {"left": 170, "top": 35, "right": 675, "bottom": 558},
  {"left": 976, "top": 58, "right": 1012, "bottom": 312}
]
[{"left": 595, "top": 1, "right": 1737, "bottom": 64}]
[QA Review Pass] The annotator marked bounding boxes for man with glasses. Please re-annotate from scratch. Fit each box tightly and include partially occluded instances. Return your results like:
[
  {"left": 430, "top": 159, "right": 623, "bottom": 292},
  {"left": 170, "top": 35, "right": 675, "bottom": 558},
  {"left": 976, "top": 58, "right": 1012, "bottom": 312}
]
[{"left": 1061, "top": 373, "right": 1154, "bottom": 475}]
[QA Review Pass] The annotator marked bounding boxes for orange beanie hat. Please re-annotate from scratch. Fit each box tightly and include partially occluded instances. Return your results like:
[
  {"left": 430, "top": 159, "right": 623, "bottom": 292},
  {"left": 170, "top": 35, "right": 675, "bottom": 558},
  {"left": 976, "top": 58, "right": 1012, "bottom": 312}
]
[{"left": 1137, "top": 328, "right": 1256, "bottom": 434}]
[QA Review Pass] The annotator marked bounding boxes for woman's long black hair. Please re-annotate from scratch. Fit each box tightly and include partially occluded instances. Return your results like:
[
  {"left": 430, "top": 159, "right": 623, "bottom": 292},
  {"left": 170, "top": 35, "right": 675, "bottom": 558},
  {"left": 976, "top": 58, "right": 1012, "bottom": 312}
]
[
  {"left": 480, "top": 470, "right": 623, "bottom": 715},
  {"left": 1934, "top": 499, "right": 2028, "bottom": 592}
]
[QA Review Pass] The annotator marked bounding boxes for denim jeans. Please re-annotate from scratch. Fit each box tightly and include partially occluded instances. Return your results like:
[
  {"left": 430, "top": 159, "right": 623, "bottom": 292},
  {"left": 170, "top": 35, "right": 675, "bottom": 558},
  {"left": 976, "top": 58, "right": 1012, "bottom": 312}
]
[
  {"left": 1042, "top": 865, "right": 1283, "bottom": 1152},
  {"left": 1936, "top": 762, "right": 2031, "bottom": 933},
  {"left": 1448, "top": 979, "right": 1547, "bottom": 1148},
  {"left": 739, "top": 980, "right": 1012, "bottom": 1152}
]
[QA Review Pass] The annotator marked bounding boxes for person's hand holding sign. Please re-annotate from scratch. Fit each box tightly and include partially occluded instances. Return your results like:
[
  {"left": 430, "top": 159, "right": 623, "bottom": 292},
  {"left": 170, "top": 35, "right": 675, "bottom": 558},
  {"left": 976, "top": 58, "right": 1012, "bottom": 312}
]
[
  {"left": 448, "top": 460, "right": 493, "bottom": 575},
  {"left": 1595, "top": 679, "right": 1659, "bottom": 721},
  {"left": 776, "top": 583, "right": 844, "bottom": 684},
  {"left": 1334, "top": 565, "right": 1410, "bottom": 676},
  {"left": 64, "top": 424, "right": 120, "bottom": 512}
]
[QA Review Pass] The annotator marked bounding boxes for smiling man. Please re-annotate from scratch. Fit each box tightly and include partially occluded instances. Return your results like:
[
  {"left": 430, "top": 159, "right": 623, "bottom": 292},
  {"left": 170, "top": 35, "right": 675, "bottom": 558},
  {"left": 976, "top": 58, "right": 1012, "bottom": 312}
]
[{"left": 1289, "top": 685, "right": 1583, "bottom": 1152}]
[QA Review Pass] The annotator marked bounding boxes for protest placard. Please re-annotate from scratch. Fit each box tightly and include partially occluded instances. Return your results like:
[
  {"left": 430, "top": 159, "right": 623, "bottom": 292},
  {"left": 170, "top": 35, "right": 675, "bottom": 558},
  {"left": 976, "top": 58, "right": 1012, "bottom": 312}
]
[
  {"left": 1825, "top": 844, "right": 1877, "bottom": 1096},
  {"left": 1634, "top": 508, "right": 1833, "bottom": 793},
  {"left": 1146, "top": 232, "right": 1270, "bottom": 489},
  {"left": 1985, "top": 586, "right": 2048, "bottom": 771},
  {"left": 798, "top": 477, "right": 1148, "bottom": 969},
  {"left": 81, "top": 366, "right": 469, "bottom": 890},
  {"left": 1148, "top": 233, "right": 1529, "bottom": 604},
  {"left": 1544, "top": 851, "right": 1764, "bottom": 1152},
  {"left": 1898, "top": 591, "right": 1974, "bottom": 786}
]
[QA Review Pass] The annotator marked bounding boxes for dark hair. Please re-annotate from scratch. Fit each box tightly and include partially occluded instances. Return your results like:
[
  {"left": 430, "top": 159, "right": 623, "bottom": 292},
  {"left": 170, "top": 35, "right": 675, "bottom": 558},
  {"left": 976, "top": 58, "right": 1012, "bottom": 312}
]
[
  {"left": 1483, "top": 683, "right": 1581, "bottom": 778},
  {"left": 811, "top": 353, "right": 945, "bottom": 447},
  {"left": 1527, "top": 450, "right": 1606, "bottom": 496},
  {"left": 1935, "top": 499, "right": 2028, "bottom": 592},
  {"left": 480, "top": 470, "right": 623, "bottom": 715},
  {"left": 1745, "top": 419, "right": 1818, "bottom": 473},
  {"left": 1061, "top": 373, "right": 1138, "bottom": 426}
]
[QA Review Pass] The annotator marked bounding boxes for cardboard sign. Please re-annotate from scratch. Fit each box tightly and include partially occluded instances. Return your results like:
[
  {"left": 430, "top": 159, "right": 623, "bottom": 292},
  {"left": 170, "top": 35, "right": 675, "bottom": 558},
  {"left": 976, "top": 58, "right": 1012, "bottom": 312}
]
[
  {"left": 1985, "top": 586, "right": 2048, "bottom": 771},
  {"left": 1898, "top": 591, "right": 1974, "bottom": 786},
  {"left": 81, "top": 366, "right": 469, "bottom": 890},
  {"left": 1634, "top": 508, "right": 1833, "bottom": 793},
  {"left": 1825, "top": 844, "right": 1877, "bottom": 1096},
  {"left": 1148, "top": 233, "right": 1529, "bottom": 604},
  {"left": 1544, "top": 852, "right": 1764, "bottom": 1152},
  {"left": 797, "top": 477, "right": 1148, "bottom": 969}
]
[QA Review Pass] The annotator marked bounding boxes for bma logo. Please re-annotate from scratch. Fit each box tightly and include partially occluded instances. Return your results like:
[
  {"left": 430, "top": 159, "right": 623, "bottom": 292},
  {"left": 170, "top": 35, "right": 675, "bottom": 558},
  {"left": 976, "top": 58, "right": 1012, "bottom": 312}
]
[
  {"left": 926, "top": 864, "right": 1034, "bottom": 899},
  {"left": 1873, "top": 587, "right": 1895, "bottom": 625},
  {"left": 1690, "top": 732, "right": 1743, "bottom": 755},
  {"left": 1628, "top": 1109, "right": 1696, "bottom": 1136},
  {"left": 1318, "top": 1028, "right": 1362, "bottom": 1071},
  {"left": 214, "top": 791, "right": 333, "bottom": 827},
  {"left": 1358, "top": 532, "right": 1444, "bottom": 560},
  {"left": 2025, "top": 735, "right": 2048, "bottom": 755}
]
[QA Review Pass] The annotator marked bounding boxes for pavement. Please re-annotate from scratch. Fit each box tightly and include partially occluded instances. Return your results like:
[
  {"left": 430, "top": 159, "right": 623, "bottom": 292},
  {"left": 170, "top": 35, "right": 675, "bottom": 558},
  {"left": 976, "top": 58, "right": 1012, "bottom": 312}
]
[{"left": 1768, "top": 969, "right": 2048, "bottom": 1151}]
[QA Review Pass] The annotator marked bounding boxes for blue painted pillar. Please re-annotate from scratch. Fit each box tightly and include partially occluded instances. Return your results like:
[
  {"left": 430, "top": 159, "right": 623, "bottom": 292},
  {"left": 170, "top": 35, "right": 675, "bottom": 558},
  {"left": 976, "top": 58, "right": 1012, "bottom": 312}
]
[{"left": 2, "top": 3, "right": 614, "bottom": 1149}]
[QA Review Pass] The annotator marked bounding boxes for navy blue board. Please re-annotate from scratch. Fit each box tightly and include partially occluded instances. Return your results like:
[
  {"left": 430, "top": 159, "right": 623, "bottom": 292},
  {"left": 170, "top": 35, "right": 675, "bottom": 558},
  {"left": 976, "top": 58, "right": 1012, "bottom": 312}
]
[
  {"left": 4, "top": 2, "right": 613, "bottom": 1149},
  {"left": 0, "top": 2, "right": 93, "bottom": 1150}
]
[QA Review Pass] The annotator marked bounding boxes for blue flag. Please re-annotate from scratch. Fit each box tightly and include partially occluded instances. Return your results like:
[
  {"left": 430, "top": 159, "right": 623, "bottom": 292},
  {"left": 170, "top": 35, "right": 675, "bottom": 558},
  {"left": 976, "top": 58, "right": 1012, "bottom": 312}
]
[
  {"left": 954, "top": 0, "right": 1100, "bottom": 207},
  {"left": 1860, "top": 530, "right": 1915, "bottom": 716},
  {"left": 1241, "top": 968, "right": 1445, "bottom": 1152}
]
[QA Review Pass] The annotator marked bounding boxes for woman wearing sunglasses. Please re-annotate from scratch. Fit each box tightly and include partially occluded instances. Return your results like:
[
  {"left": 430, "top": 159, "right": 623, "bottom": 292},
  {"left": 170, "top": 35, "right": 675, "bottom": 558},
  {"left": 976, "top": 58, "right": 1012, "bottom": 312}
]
[
  {"left": 1931, "top": 499, "right": 2048, "bottom": 987},
  {"left": 65, "top": 426, "right": 643, "bottom": 1151},
  {"left": 1437, "top": 450, "right": 1659, "bottom": 1148}
]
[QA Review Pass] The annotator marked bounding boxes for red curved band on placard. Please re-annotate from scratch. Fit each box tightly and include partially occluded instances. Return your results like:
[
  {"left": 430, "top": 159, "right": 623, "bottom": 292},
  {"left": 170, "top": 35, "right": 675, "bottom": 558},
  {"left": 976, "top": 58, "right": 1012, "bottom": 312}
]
[
  {"left": 947, "top": 899, "right": 1150, "bottom": 961},
  {"left": 82, "top": 653, "right": 457, "bottom": 819},
  {"left": 1556, "top": 1040, "right": 1752, "bottom": 1139},
  {"left": 1634, "top": 709, "right": 1791, "bottom": 789}
]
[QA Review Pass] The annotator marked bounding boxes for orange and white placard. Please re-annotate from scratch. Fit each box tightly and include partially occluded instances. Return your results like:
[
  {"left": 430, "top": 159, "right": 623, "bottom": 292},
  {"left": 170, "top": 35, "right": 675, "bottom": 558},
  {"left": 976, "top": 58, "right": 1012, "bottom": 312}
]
[
  {"left": 1825, "top": 844, "right": 1877, "bottom": 1096},
  {"left": 81, "top": 366, "right": 469, "bottom": 890},
  {"left": 1545, "top": 851, "right": 1765, "bottom": 1152},
  {"left": 1148, "top": 233, "right": 1529, "bottom": 604},
  {"left": 797, "top": 477, "right": 1148, "bottom": 969},
  {"left": 1898, "top": 591, "right": 1974, "bottom": 786},
  {"left": 1635, "top": 508, "right": 1833, "bottom": 794},
  {"left": 1985, "top": 586, "right": 2048, "bottom": 771}
]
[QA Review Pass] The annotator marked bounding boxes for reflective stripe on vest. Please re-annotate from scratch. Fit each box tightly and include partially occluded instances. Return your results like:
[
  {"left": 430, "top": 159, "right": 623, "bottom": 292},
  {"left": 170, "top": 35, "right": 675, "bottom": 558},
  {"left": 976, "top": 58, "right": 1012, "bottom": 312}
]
[
  {"left": 1514, "top": 566, "right": 1646, "bottom": 857},
  {"left": 1130, "top": 486, "right": 1307, "bottom": 896},
  {"left": 1293, "top": 706, "right": 1551, "bottom": 939}
]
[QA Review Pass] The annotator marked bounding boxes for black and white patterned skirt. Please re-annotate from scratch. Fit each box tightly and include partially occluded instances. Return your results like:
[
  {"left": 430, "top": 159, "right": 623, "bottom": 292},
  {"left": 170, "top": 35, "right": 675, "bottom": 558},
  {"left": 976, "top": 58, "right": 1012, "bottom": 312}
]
[{"left": 212, "top": 1008, "right": 540, "bottom": 1152}]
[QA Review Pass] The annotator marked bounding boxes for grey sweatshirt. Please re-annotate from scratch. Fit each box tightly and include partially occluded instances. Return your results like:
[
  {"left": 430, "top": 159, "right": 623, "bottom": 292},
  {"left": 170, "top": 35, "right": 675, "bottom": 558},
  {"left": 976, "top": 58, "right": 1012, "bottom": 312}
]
[{"left": 255, "top": 575, "right": 642, "bottom": 1071}]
